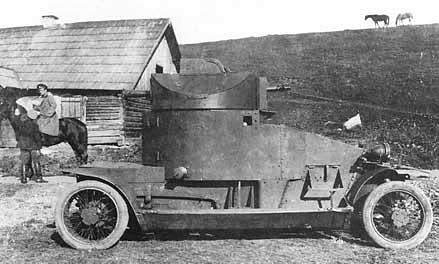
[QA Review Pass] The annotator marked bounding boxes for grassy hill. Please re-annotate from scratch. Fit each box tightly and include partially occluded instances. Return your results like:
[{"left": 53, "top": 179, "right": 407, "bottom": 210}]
[
  {"left": 181, "top": 24, "right": 439, "bottom": 115},
  {"left": 182, "top": 25, "right": 439, "bottom": 169}
]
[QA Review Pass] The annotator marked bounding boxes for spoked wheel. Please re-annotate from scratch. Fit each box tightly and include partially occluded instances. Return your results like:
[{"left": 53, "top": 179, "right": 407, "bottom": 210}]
[
  {"left": 362, "top": 181, "right": 433, "bottom": 249},
  {"left": 55, "top": 180, "right": 129, "bottom": 250}
]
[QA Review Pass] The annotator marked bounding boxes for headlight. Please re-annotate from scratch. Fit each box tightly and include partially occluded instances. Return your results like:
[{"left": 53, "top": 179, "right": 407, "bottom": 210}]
[
  {"left": 363, "top": 143, "right": 391, "bottom": 162},
  {"left": 173, "top": 167, "right": 188, "bottom": 179}
]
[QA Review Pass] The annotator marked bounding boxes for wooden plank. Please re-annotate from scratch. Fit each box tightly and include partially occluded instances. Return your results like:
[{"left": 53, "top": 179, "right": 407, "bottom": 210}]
[
  {"left": 86, "top": 106, "right": 121, "bottom": 111},
  {"left": 123, "top": 121, "right": 143, "bottom": 128},
  {"left": 87, "top": 109, "right": 121, "bottom": 113},
  {"left": 125, "top": 104, "right": 150, "bottom": 110},
  {"left": 87, "top": 123, "right": 123, "bottom": 129},
  {"left": 88, "top": 136, "right": 120, "bottom": 144},
  {"left": 125, "top": 98, "right": 151, "bottom": 104},
  {"left": 86, "top": 111, "right": 120, "bottom": 116},
  {"left": 124, "top": 137, "right": 142, "bottom": 145},
  {"left": 125, "top": 132, "right": 142, "bottom": 138},
  {"left": 0, "top": 56, "right": 148, "bottom": 66},
  {"left": 87, "top": 116, "right": 121, "bottom": 121},
  {"left": 125, "top": 97, "right": 151, "bottom": 104},
  {"left": 124, "top": 111, "right": 143, "bottom": 117},
  {"left": 125, "top": 129, "right": 142, "bottom": 133},
  {"left": 86, "top": 112, "right": 121, "bottom": 117},
  {"left": 125, "top": 101, "right": 150, "bottom": 109},
  {"left": 61, "top": 98, "right": 83, "bottom": 102},
  {"left": 87, "top": 99, "right": 122, "bottom": 103},
  {"left": 124, "top": 127, "right": 143, "bottom": 131},
  {"left": 87, "top": 96, "right": 122, "bottom": 101},
  {"left": 88, "top": 130, "right": 122, "bottom": 137},
  {"left": 86, "top": 104, "right": 121, "bottom": 108},
  {"left": 86, "top": 103, "right": 121, "bottom": 107},
  {"left": 87, "top": 120, "right": 123, "bottom": 126},
  {"left": 124, "top": 116, "right": 142, "bottom": 123},
  {"left": 123, "top": 90, "right": 151, "bottom": 97},
  {"left": 124, "top": 106, "right": 149, "bottom": 112}
]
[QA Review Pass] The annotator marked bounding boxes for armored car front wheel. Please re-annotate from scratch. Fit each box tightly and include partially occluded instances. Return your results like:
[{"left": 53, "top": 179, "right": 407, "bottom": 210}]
[
  {"left": 362, "top": 181, "right": 433, "bottom": 249},
  {"left": 55, "top": 180, "right": 129, "bottom": 250}
]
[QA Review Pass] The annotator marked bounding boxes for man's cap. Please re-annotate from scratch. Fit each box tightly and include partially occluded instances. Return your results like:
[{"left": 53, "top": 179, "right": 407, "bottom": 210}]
[{"left": 37, "top": 83, "right": 48, "bottom": 90}]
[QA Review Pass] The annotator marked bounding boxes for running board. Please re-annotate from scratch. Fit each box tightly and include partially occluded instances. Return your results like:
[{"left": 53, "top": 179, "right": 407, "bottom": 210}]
[{"left": 139, "top": 208, "right": 353, "bottom": 231}]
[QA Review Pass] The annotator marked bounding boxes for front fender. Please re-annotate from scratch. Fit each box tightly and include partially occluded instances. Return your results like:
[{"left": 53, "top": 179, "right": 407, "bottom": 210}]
[
  {"left": 346, "top": 166, "right": 406, "bottom": 206},
  {"left": 62, "top": 163, "right": 165, "bottom": 230}
]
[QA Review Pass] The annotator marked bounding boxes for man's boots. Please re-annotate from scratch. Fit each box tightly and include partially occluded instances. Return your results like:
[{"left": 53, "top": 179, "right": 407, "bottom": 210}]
[
  {"left": 32, "top": 161, "right": 47, "bottom": 183},
  {"left": 25, "top": 162, "right": 34, "bottom": 181},
  {"left": 20, "top": 164, "right": 27, "bottom": 184}
]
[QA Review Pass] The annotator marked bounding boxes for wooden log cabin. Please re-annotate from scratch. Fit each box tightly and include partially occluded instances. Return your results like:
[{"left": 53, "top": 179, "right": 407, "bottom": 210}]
[{"left": 0, "top": 17, "right": 180, "bottom": 146}]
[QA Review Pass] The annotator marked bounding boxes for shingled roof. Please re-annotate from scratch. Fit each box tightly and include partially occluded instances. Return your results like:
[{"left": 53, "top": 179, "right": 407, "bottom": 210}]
[{"left": 0, "top": 18, "right": 180, "bottom": 90}]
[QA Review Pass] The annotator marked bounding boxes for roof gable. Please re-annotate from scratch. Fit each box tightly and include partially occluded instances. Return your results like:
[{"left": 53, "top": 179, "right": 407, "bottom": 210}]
[{"left": 0, "top": 18, "right": 180, "bottom": 90}]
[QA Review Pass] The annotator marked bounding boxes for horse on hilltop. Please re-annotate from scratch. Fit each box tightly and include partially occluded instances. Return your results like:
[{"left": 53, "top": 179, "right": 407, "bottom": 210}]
[
  {"left": 365, "top": 14, "right": 389, "bottom": 28},
  {"left": 396, "top": 13, "right": 413, "bottom": 26},
  {"left": 0, "top": 86, "right": 88, "bottom": 164}
]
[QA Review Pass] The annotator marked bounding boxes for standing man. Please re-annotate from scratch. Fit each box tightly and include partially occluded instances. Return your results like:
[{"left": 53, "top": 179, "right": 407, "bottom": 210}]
[
  {"left": 14, "top": 111, "right": 47, "bottom": 183},
  {"left": 33, "top": 83, "right": 59, "bottom": 136}
]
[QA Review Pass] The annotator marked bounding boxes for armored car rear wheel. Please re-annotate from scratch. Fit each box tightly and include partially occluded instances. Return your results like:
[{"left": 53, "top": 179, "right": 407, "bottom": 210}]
[
  {"left": 55, "top": 180, "right": 129, "bottom": 250},
  {"left": 362, "top": 181, "right": 433, "bottom": 249}
]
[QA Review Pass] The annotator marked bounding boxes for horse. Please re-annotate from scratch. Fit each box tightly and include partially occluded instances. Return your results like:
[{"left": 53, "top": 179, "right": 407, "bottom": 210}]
[
  {"left": 0, "top": 87, "right": 88, "bottom": 164},
  {"left": 396, "top": 13, "right": 413, "bottom": 26},
  {"left": 365, "top": 14, "right": 389, "bottom": 28}
]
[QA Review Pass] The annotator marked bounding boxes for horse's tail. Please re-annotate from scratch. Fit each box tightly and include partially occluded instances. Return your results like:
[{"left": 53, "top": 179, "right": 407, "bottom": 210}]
[
  {"left": 385, "top": 16, "right": 389, "bottom": 25},
  {"left": 396, "top": 15, "right": 400, "bottom": 26}
]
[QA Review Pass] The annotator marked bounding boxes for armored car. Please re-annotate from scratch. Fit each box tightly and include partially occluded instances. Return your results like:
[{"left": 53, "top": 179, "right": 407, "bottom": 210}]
[{"left": 56, "top": 72, "right": 433, "bottom": 250}]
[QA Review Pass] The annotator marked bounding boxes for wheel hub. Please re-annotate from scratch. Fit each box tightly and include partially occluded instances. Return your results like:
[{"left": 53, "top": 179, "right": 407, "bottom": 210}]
[
  {"left": 391, "top": 208, "right": 410, "bottom": 227},
  {"left": 81, "top": 207, "right": 100, "bottom": 225}
]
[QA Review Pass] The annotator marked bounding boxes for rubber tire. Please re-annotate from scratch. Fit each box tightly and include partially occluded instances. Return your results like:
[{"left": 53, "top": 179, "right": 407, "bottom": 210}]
[
  {"left": 362, "top": 181, "right": 433, "bottom": 249},
  {"left": 350, "top": 196, "right": 367, "bottom": 239},
  {"left": 350, "top": 184, "right": 377, "bottom": 239},
  {"left": 55, "top": 180, "right": 129, "bottom": 250}
]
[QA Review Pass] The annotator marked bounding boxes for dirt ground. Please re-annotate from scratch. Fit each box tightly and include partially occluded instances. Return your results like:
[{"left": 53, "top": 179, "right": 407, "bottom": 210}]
[{"left": 1, "top": 145, "right": 439, "bottom": 263}]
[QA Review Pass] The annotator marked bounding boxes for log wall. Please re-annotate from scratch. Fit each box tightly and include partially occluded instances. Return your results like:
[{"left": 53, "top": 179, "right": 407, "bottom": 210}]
[
  {"left": 122, "top": 93, "right": 151, "bottom": 144},
  {"left": 86, "top": 93, "right": 151, "bottom": 145},
  {"left": 86, "top": 96, "right": 124, "bottom": 145}
]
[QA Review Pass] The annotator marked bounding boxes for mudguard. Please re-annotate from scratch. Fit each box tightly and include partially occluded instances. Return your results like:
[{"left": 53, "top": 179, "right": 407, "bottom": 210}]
[
  {"left": 346, "top": 166, "right": 405, "bottom": 206},
  {"left": 62, "top": 162, "right": 165, "bottom": 229}
]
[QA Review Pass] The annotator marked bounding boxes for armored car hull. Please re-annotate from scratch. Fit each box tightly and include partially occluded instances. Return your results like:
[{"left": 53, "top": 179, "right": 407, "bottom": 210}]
[{"left": 56, "top": 73, "right": 433, "bottom": 250}]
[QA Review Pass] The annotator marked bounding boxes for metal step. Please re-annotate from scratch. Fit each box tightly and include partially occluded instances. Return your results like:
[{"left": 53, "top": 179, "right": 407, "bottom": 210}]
[{"left": 139, "top": 207, "right": 353, "bottom": 231}]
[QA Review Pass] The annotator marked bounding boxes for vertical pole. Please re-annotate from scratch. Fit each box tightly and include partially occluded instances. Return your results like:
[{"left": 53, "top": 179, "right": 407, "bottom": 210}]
[{"left": 237, "top": 181, "right": 241, "bottom": 208}]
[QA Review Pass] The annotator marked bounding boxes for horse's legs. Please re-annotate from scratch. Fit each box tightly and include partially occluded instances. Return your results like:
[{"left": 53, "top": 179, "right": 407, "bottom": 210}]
[
  {"left": 73, "top": 142, "right": 88, "bottom": 164},
  {"left": 59, "top": 119, "right": 88, "bottom": 164},
  {"left": 65, "top": 132, "right": 88, "bottom": 164}
]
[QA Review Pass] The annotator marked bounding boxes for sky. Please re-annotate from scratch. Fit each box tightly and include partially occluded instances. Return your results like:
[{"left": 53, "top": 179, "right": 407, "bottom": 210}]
[{"left": 1, "top": 0, "right": 438, "bottom": 44}]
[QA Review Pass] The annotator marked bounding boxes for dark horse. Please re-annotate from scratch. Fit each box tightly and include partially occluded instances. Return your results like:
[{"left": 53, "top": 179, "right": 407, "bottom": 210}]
[
  {"left": 365, "top": 14, "right": 389, "bottom": 28},
  {"left": 0, "top": 87, "right": 88, "bottom": 164}
]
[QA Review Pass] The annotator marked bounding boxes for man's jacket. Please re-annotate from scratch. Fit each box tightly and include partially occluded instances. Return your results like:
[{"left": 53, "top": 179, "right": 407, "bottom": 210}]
[{"left": 34, "top": 92, "right": 59, "bottom": 136}]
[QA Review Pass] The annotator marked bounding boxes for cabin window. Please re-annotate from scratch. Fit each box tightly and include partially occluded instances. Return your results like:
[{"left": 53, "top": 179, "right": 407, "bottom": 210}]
[{"left": 156, "top": 65, "right": 163, "bottom": 73}]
